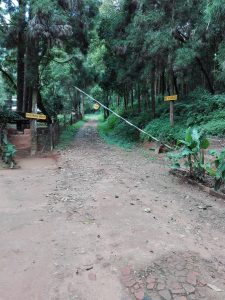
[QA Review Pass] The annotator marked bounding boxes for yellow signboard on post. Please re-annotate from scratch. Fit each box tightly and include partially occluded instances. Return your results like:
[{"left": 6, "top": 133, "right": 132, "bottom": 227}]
[
  {"left": 164, "top": 95, "right": 178, "bottom": 101},
  {"left": 93, "top": 103, "right": 100, "bottom": 110},
  {"left": 164, "top": 95, "right": 178, "bottom": 127},
  {"left": 25, "top": 113, "right": 47, "bottom": 120}
]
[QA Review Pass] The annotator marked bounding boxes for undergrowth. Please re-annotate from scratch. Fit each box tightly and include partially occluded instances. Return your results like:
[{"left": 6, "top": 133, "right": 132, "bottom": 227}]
[
  {"left": 57, "top": 120, "right": 84, "bottom": 149},
  {"left": 97, "top": 107, "right": 151, "bottom": 149},
  {"left": 98, "top": 89, "right": 225, "bottom": 147}
]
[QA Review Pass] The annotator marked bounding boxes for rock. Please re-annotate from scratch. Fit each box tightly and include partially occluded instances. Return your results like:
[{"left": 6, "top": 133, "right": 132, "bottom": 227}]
[
  {"left": 88, "top": 272, "right": 97, "bottom": 281},
  {"left": 134, "top": 290, "right": 145, "bottom": 300},
  {"left": 159, "top": 289, "right": 172, "bottom": 300},
  {"left": 207, "top": 283, "right": 223, "bottom": 292},
  {"left": 146, "top": 276, "right": 156, "bottom": 284},
  {"left": 147, "top": 282, "right": 155, "bottom": 290},
  {"left": 187, "top": 272, "right": 197, "bottom": 286},
  {"left": 182, "top": 283, "right": 195, "bottom": 294},
  {"left": 121, "top": 267, "right": 131, "bottom": 276},
  {"left": 144, "top": 208, "right": 152, "bottom": 213}
]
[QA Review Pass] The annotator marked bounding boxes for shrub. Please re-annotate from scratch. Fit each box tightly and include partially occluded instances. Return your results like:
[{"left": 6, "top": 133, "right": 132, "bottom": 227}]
[
  {"left": 168, "top": 127, "right": 210, "bottom": 180},
  {"left": 141, "top": 118, "right": 186, "bottom": 143}
]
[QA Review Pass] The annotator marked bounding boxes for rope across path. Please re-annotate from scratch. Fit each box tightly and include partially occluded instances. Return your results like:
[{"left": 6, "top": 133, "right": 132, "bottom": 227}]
[{"left": 74, "top": 86, "right": 173, "bottom": 150}]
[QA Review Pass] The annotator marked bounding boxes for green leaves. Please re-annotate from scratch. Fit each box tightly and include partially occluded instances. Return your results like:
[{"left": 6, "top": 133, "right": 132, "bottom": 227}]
[
  {"left": 0, "top": 110, "right": 23, "bottom": 125},
  {"left": 1, "top": 140, "right": 16, "bottom": 167},
  {"left": 203, "top": 148, "right": 225, "bottom": 191},
  {"left": 200, "top": 138, "right": 210, "bottom": 149},
  {"left": 170, "top": 127, "right": 210, "bottom": 179}
]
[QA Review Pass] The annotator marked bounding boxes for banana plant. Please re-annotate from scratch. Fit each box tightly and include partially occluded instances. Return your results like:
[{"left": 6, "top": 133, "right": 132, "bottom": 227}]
[
  {"left": 1, "top": 138, "right": 16, "bottom": 168},
  {"left": 206, "top": 149, "right": 225, "bottom": 191},
  {"left": 169, "top": 127, "right": 210, "bottom": 180}
]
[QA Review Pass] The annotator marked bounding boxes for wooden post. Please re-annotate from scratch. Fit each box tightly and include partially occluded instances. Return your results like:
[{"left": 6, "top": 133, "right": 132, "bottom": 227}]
[
  {"left": 30, "top": 89, "right": 38, "bottom": 156},
  {"left": 81, "top": 95, "right": 85, "bottom": 118},
  {"left": 164, "top": 95, "right": 177, "bottom": 127},
  {"left": 49, "top": 123, "right": 54, "bottom": 151},
  {"left": 170, "top": 100, "right": 174, "bottom": 127}
]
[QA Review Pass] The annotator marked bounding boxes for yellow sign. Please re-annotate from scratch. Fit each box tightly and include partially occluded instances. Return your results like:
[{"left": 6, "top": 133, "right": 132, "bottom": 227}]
[
  {"left": 164, "top": 95, "right": 178, "bottom": 101},
  {"left": 26, "top": 113, "right": 47, "bottom": 120},
  {"left": 93, "top": 103, "right": 100, "bottom": 110}
]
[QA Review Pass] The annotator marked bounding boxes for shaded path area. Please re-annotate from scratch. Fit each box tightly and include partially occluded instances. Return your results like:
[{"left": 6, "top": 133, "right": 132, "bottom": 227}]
[{"left": 1, "top": 120, "right": 225, "bottom": 300}]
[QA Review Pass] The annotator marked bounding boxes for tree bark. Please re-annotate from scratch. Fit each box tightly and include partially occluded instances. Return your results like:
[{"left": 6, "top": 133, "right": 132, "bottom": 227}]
[
  {"left": 16, "top": 0, "right": 26, "bottom": 112},
  {"left": 161, "top": 69, "right": 165, "bottom": 97},
  {"left": 195, "top": 57, "right": 215, "bottom": 94},
  {"left": 131, "top": 89, "right": 134, "bottom": 109},
  {"left": 172, "top": 70, "right": 179, "bottom": 95},
  {"left": 137, "top": 85, "right": 141, "bottom": 113},
  {"left": 30, "top": 88, "right": 38, "bottom": 156},
  {"left": 151, "top": 67, "right": 156, "bottom": 119},
  {"left": 117, "top": 95, "right": 120, "bottom": 107}
]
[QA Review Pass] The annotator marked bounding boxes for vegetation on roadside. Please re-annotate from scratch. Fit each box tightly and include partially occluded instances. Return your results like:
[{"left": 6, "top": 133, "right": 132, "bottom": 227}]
[
  {"left": 57, "top": 120, "right": 84, "bottom": 149},
  {"left": 0, "top": 110, "right": 22, "bottom": 168},
  {"left": 96, "top": 89, "right": 225, "bottom": 147},
  {"left": 1, "top": 0, "right": 225, "bottom": 165},
  {"left": 169, "top": 127, "right": 225, "bottom": 191}
]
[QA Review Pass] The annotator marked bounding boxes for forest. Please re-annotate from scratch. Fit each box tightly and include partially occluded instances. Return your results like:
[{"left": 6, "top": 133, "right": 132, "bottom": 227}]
[
  {"left": 2, "top": 3, "right": 225, "bottom": 298},
  {"left": 1, "top": 0, "right": 225, "bottom": 144}
]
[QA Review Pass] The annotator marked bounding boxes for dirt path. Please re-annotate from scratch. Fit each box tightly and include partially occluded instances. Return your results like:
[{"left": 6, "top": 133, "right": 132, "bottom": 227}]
[{"left": 1, "top": 120, "right": 225, "bottom": 300}]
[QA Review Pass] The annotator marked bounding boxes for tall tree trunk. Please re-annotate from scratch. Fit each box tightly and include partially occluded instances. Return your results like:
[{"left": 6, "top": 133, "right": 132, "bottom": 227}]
[
  {"left": 195, "top": 57, "right": 215, "bottom": 94},
  {"left": 104, "top": 92, "right": 110, "bottom": 119},
  {"left": 172, "top": 70, "right": 179, "bottom": 95},
  {"left": 137, "top": 85, "right": 141, "bottom": 113},
  {"left": 151, "top": 67, "right": 156, "bottom": 119},
  {"left": 161, "top": 70, "right": 165, "bottom": 97},
  {"left": 30, "top": 88, "right": 38, "bottom": 156},
  {"left": 131, "top": 88, "right": 134, "bottom": 109},
  {"left": 16, "top": 0, "right": 26, "bottom": 113},
  {"left": 124, "top": 87, "right": 127, "bottom": 110},
  {"left": 117, "top": 95, "right": 120, "bottom": 107}
]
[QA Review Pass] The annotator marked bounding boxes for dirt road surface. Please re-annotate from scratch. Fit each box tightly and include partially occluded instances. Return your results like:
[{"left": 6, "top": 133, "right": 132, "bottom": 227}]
[{"left": 1, "top": 120, "right": 225, "bottom": 300}]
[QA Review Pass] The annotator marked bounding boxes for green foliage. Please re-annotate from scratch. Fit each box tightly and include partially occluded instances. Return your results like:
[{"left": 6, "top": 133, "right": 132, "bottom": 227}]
[
  {"left": 206, "top": 149, "right": 225, "bottom": 191},
  {"left": 141, "top": 118, "right": 185, "bottom": 143},
  {"left": 0, "top": 75, "right": 7, "bottom": 105},
  {"left": 84, "top": 114, "right": 103, "bottom": 122},
  {"left": 175, "top": 47, "right": 197, "bottom": 69},
  {"left": 169, "top": 128, "right": 210, "bottom": 180},
  {"left": 57, "top": 120, "right": 84, "bottom": 149},
  {"left": 1, "top": 140, "right": 16, "bottom": 168},
  {"left": 97, "top": 107, "right": 152, "bottom": 148},
  {"left": 0, "top": 110, "right": 23, "bottom": 125}
]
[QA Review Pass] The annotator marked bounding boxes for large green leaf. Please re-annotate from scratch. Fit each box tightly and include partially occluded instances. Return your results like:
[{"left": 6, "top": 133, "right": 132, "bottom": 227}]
[
  {"left": 200, "top": 138, "right": 210, "bottom": 149},
  {"left": 215, "top": 179, "right": 222, "bottom": 191},
  {"left": 181, "top": 148, "right": 192, "bottom": 156},
  {"left": 185, "top": 128, "right": 192, "bottom": 143},
  {"left": 209, "top": 149, "right": 217, "bottom": 156},
  {"left": 191, "top": 128, "right": 200, "bottom": 142}
]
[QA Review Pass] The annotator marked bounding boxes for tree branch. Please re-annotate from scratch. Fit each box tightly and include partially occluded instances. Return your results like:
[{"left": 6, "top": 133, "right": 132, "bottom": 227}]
[{"left": 0, "top": 66, "right": 17, "bottom": 90}]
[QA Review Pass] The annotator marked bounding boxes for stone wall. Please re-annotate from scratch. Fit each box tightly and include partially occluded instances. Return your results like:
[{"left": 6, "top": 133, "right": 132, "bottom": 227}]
[
  {"left": 7, "top": 128, "right": 31, "bottom": 156},
  {"left": 7, "top": 123, "right": 60, "bottom": 156}
]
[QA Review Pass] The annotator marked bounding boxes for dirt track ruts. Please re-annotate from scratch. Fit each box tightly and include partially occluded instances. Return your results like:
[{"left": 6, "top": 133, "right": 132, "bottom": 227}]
[{"left": 0, "top": 120, "right": 225, "bottom": 300}]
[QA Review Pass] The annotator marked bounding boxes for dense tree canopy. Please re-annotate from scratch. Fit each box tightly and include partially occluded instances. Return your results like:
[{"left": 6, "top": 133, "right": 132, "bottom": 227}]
[
  {"left": 0, "top": 0, "right": 225, "bottom": 123},
  {"left": 0, "top": 0, "right": 99, "bottom": 120}
]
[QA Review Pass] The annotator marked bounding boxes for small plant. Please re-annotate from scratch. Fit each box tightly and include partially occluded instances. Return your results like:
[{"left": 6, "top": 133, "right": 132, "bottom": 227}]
[
  {"left": 205, "top": 149, "right": 225, "bottom": 191},
  {"left": 169, "top": 127, "right": 210, "bottom": 180},
  {"left": 1, "top": 140, "right": 16, "bottom": 168}
]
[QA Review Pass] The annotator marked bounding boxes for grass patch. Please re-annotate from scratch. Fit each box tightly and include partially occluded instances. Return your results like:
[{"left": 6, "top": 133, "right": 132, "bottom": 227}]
[
  {"left": 97, "top": 117, "right": 138, "bottom": 149},
  {"left": 84, "top": 113, "right": 103, "bottom": 122},
  {"left": 57, "top": 120, "right": 84, "bottom": 149},
  {"left": 98, "top": 90, "right": 225, "bottom": 148}
]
